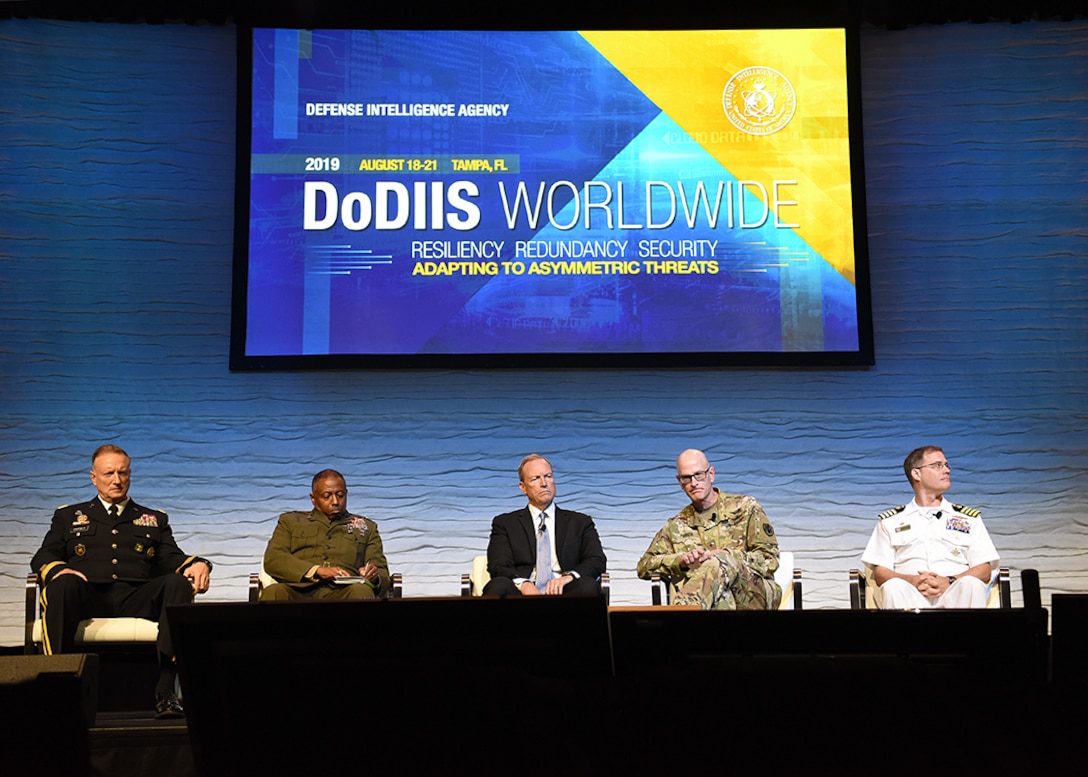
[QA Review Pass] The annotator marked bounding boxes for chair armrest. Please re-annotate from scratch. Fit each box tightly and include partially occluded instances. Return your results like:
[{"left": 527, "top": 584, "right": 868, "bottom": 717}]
[
  {"left": 848, "top": 568, "right": 865, "bottom": 610},
  {"left": 997, "top": 566, "right": 1011, "bottom": 609},
  {"left": 600, "top": 572, "right": 610, "bottom": 605},
  {"left": 389, "top": 572, "right": 403, "bottom": 599},
  {"left": 650, "top": 573, "right": 665, "bottom": 606},
  {"left": 25, "top": 573, "right": 39, "bottom": 653},
  {"left": 248, "top": 571, "right": 261, "bottom": 603},
  {"left": 460, "top": 573, "right": 472, "bottom": 597},
  {"left": 792, "top": 568, "right": 803, "bottom": 610}
]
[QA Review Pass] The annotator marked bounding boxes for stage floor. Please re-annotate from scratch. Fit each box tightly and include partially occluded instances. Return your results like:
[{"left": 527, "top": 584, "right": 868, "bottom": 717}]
[{"left": 90, "top": 711, "right": 194, "bottom": 777}]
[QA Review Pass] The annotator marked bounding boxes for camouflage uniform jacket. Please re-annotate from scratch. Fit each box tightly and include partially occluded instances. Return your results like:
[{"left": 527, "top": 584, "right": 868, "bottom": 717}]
[{"left": 637, "top": 490, "right": 780, "bottom": 582}]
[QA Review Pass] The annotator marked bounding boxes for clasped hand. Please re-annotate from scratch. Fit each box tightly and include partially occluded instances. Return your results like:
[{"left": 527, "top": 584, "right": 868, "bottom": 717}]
[
  {"left": 679, "top": 547, "right": 724, "bottom": 569},
  {"left": 913, "top": 570, "right": 950, "bottom": 597},
  {"left": 519, "top": 574, "right": 573, "bottom": 596}
]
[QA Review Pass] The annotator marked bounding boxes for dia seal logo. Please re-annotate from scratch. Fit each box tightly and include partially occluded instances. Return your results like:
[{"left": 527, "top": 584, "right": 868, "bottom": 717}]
[{"left": 722, "top": 66, "right": 796, "bottom": 136}]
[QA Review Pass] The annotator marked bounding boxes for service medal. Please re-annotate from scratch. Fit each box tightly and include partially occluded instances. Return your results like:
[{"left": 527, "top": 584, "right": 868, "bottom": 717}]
[
  {"left": 348, "top": 516, "right": 369, "bottom": 535},
  {"left": 945, "top": 515, "right": 972, "bottom": 534}
]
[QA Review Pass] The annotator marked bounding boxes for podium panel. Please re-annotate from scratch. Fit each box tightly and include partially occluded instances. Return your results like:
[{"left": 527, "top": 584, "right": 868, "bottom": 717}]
[
  {"left": 1052, "top": 594, "right": 1088, "bottom": 685},
  {"left": 0, "top": 654, "right": 98, "bottom": 777},
  {"left": 169, "top": 596, "right": 612, "bottom": 776}
]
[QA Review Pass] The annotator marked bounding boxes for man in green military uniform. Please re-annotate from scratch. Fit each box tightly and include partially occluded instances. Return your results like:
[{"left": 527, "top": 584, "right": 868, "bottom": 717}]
[
  {"left": 637, "top": 449, "right": 780, "bottom": 610},
  {"left": 260, "top": 469, "right": 390, "bottom": 600}
]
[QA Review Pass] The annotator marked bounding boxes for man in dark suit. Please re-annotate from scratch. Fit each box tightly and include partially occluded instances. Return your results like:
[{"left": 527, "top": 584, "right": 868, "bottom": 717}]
[
  {"left": 30, "top": 444, "right": 212, "bottom": 718},
  {"left": 483, "top": 454, "right": 606, "bottom": 596}
]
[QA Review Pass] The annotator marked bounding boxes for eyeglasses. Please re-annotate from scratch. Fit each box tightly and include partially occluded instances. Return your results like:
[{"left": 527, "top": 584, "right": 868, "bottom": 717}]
[
  {"left": 677, "top": 467, "right": 712, "bottom": 485},
  {"left": 917, "top": 461, "right": 952, "bottom": 472}
]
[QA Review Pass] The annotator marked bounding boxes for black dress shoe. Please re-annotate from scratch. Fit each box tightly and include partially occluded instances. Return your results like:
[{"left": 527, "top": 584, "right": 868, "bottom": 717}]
[{"left": 154, "top": 691, "right": 185, "bottom": 719}]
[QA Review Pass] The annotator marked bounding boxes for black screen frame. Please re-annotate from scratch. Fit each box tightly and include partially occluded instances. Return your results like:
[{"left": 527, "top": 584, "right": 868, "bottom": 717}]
[{"left": 229, "top": 6, "right": 873, "bottom": 371}]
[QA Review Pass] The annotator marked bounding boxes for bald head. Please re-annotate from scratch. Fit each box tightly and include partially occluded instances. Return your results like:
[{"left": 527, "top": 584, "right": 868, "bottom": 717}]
[
  {"left": 677, "top": 449, "right": 709, "bottom": 472},
  {"left": 676, "top": 449, "right": 716, "bottom": 510}
]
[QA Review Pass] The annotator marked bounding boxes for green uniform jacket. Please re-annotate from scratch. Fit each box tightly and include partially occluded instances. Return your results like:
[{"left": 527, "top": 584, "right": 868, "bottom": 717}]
[
  {"left": 636, "top": 490, "right": 780, "bottom": 582},
  {"left": 263, "top": 509, "right": 390, "bottom": 596}
]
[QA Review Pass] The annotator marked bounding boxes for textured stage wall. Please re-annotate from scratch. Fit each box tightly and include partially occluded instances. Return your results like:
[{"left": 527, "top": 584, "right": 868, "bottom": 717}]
[{"left": 1, "top": 18, "right": 1085, "bottom": 646}]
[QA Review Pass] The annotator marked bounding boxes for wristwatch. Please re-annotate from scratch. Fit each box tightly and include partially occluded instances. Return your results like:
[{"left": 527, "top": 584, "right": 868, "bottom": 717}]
[{"left": 947, "top": 575, "right": 957, "bottom": 585}]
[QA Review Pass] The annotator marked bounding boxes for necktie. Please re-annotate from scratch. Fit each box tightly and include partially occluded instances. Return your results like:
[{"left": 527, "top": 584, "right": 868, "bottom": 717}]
[
  {"left": 108, "top": 504, "right": 118, "bottom": 519},
  {"left": 535, "top": 515, "right": 553, "bottom": 587}
]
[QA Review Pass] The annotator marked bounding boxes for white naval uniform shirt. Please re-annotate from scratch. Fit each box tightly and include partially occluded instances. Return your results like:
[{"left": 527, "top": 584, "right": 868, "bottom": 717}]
[{"left": 861, "top": 498, "right": 999, "bottom": 577}]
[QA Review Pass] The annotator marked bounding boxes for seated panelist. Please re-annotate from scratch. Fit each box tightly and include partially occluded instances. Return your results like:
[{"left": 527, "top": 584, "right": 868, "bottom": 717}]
[
  {"left": 861, "top": 445, "right": 998, "bottom": 609},
  {"left": 261, "top": 469, "right": 390, "bottom": 601},
  {"left": 483, "top": 454, "right": 606, "bottom": 596},
  {"left": 637, "top": 448, "right": 781, "bottom": 610},
  {"left": 30, "top": 444, "right": 212, "bottom": 719}
]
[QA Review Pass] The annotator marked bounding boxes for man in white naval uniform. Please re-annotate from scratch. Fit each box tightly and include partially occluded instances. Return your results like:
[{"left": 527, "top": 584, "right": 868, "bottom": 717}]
[{"left": 862, "top": 445, "right": 999, "bottom": 609}]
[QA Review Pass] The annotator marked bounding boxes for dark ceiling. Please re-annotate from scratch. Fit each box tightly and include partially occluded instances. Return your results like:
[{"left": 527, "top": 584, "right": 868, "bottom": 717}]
[{"left": 2, "top": 0, "right": 1086, "bottom": 28}]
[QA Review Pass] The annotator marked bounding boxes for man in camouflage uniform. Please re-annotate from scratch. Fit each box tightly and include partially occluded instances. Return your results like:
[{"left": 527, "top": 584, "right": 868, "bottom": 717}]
[
  {"left": 261, "top": 469, "right": 390, "bottom": 600},
  {"left": 637, "top": 449, "right": 780, "bottom": 610},
  {"left": 861, "top": 445, "right": 998, "bottom": 608}
]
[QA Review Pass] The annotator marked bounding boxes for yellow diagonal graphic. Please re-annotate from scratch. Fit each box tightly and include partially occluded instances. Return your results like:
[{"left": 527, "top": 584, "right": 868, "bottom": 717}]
[{"left": 581, "top": 29, "right": 857, "bottom": 285}]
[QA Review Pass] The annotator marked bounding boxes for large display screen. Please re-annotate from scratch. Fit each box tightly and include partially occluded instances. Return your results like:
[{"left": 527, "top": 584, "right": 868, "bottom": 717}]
[{"left": 231, "top": 26, "right": 873, "bottom": 369}]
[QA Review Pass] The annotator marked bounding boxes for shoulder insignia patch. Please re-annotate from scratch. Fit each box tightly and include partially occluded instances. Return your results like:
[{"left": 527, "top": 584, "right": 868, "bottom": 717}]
[
  {"left": 877, "top": 505, "right": 907, "bottom": 520},
  {"left": 763, "top": 523, "right": 774, "bottom": 536},
  {"left": 952, "top": 504, "right": 982, "bottom": 518}
]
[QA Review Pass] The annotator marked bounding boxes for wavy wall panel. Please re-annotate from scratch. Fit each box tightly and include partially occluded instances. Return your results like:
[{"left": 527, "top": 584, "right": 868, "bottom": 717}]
[{"left": 0, "top": 19, "right": 1085, "bottom": 644}]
